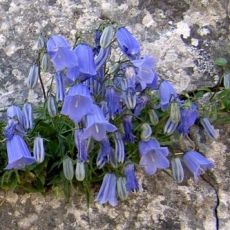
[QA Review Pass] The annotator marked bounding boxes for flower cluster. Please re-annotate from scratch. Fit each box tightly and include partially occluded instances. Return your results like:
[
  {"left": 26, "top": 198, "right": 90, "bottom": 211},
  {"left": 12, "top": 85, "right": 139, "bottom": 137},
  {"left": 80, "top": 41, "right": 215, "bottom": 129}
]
[{"left": 2, "top": 25, "right": 218, "bottom": 206}]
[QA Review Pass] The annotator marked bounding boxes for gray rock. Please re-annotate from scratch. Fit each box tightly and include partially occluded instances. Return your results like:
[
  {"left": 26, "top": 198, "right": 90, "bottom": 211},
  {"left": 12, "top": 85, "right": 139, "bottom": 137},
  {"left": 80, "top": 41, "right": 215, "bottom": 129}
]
[{"left": 0, "top": 0, "right": 229, "bottom": 229}]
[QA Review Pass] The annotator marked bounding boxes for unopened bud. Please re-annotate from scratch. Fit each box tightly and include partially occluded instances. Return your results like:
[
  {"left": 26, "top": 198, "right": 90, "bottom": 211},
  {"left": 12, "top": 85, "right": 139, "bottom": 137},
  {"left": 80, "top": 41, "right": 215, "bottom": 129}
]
[
  {"left": 63, "top": 157, "right": 74, "bottom": 181},
  {"left": 224, "top": 72, "right": 230, "bottom": 89},
  {"left": 171, "top": 157, "right": 184, "bottom": 183},
  {"left": 170, "top": 102, "right": 181, "bottom": 123},
  {"left": 34, "top": 34, "right": 45, "bottom": 50},
  {"left": 23, "top": 103, "right": 33, "bottom": 130},
  {"left": 141, "top": 123, "right": 152, "bottom": 141},
  {"left": 117, "top": 177, "right": 128, "bottom": 200},
  {"left": 47, "top": 96, "right": 57, "bottom": 117},
  {"left": 100, "top": 25, "right": 114, "bottom": 48},
  {"left": 148, "top": 109, "right": 159, "bottom": 126},
  {"left": 200, "top": 118, "right": 219, "bottom": 140},
  {"left": 41, "top": 53, "right": 49, "bottom": 72},
  {"left": 75, "top": 161, "right": 85, "bottom": 181},
  {"left": 124, "top": 88, "right": 136, "bottom": 109},
  {"left": 164, "top": 118, "right": 178, "bottom": 135},
  {"left": 33, "top": 137, "right": 45, "bottom": 163},
  {"left": 27, "top": 64, "right": 39, "bottom": 89}
]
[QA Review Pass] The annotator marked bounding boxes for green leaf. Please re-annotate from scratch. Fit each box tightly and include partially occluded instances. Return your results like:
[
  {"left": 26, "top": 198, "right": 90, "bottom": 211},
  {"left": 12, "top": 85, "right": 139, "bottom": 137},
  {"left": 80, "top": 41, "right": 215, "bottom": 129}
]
[{"left": 215, "top": 57, "right": 228, "bottom": 66}]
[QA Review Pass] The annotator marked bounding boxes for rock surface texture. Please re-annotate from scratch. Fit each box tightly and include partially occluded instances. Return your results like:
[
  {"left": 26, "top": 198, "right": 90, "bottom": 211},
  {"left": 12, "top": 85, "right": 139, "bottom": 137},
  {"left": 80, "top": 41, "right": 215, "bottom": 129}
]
[{"left": 0, "top": 0, "right": 229, "bottom": 229}]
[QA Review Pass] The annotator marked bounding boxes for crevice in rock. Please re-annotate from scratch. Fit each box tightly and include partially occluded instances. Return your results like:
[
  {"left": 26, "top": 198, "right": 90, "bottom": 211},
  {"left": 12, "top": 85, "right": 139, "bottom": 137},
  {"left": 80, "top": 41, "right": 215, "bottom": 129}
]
[{"left": 201, "top": 175, "right": 220, "bottom": 230}]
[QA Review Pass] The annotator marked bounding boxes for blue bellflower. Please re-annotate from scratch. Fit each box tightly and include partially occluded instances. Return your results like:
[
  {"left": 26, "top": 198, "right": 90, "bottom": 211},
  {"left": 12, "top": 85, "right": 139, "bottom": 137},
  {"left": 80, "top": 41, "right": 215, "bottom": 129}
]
[
  {"left": 138, "top": 139, "right": 169, "bottom": 175},
  {"left": 61, "top": 84, "right": 94, "bottom": 123},
  {"left": 159, "top": 81, "right": 177, "bottom": 111},
  {"left": 131, "top": 56, "right": 157, "bottom": 90},
  {"left": 6, "top": 135, "right": 35, "bottom": 170},
  {"left": 116, "top": 27, "right": 140, "bottom": 59},
  {"left": 124, "top": 163, "right": 140, "bottom": 192},
  {"left": 96, "top": 173, "right": 118, "bottom": 206},
  {"left": 134, "top": 95, "right": 149, "bottom": 116},
  {"left": 183, "top": 151, "right": 214, "bottom": 181},
  {"left": 47, "top": 35, "right": 78, "bottom": 71},
  {"left": 178, "top": 104, "right": 199, "bottom": 134},
  {"left": 82, "top": 105, "right": 117, "bottom": 141}
]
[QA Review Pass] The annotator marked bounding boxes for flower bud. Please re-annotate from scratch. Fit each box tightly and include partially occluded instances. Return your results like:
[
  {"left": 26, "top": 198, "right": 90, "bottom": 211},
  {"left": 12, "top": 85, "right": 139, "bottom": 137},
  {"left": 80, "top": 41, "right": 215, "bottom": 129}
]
[
  {"left": 171, "top": 157, "right": 184, "bottom": 183},
  {"left": 23, "top": 103, "right": 33, "bottom": 130},
  {"left": 224, "top": 72, "right": 230, "bottom": 89},
  {"left": 124, "top": 88, "right": 136, "bottom": 109},
  {"left": 164, "top": 118, "right": 178, "bottom": 135},
  {"left": 170, "top": 102, "right": 181, "bottom": 123},
  {"left": 75, "top": 161, "right": 85, "bottom": 181},
  {"left": 95, "top": 47, "right": 111, "bottom": 70},
  {"left": 114, "top": 132, "right": 125, "bottom": 163},
  {"left": 148, "top": 109, "right": 159, "bottom": 126},
  {"left": 200, "top": 118, "right": 219, "bottom": 140},
  {"left": 27, "top": 64, "right": 39, "bottom": 89},
  {"left": 34, "top": 34, "right": 45, "bottom": 50},
  {"left": 47, "top": 95, "right": 57, "bottom": 117},
  {"left": 33, "top": 137, "right": 45, "bottom": 163},
  {"left": 100, "top": 25, "right": 114, "bottom": 48},
  {"left": 55, "top": 73, "right": 65, "bottom": 102},
  {"left": 63, "top": 157, "right": 74, "bottom": 181},
  {"left": 117, "top": 177, "right": 128, "bottom": 200},
  {"left": 141, "top": 123, "right": 152, "bottom": 141},
  {"left": 41, "top": 53, "right": 49, "bottom": 72}
]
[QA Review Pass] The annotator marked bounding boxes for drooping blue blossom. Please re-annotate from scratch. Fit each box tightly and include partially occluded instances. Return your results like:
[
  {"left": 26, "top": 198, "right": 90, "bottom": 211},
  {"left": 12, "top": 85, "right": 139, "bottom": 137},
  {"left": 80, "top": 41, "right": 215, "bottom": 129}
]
[
  {"left": 74, "top": 44, "right": 97, "bottom": 76},
  {"left": 134, "top": 95, "right": 149, "bottom": 116},
  {"left": 61, "top": 84, "right": 94, "bottom": 123},
  {"left": 131, "top": 56, "right": 157, "bottom": 90},
  {"left": 5, "top": 135, "right": 35, "bottom": 170},
  {"left": 138, "top": 139, "right": 169, "bottom": 175},
  {"left": 47, "top": 35, "right": 78, "bottom": 71},
  {"left": 200, "top": 118, "right": 218, "bottom": 140},
  {"left": 124, "top": 163, "right": 140, "bottom": 192},
  {"left": 105, "top": 86, "right": 121, "bottom": 119},
  {"left": 7, "top": 105, "right": 24, "bottom": 125},
  {"left": 96, "top": 173, "right": 118, "bottom": 206},
  {"left": 82, "top": 105, "right": 117, "bottom": 141},
  {"left": 96, "top": 137, "right": 112, "bottom": 168},
  {"left": 74, "top": 129, "right": 88, "bottom": 162},
  {"left": 116, "top": 27, "right": 140, "bottom": 59},
  {"left": 22, "top": 103, "right": 33, "bottom": 130},
  {"left": 183, "top": 150, "right": 214, "bottom": 181},
  {"left": 123, "top": 115, "right": 135, "bottom": 143},
  {"left": 124, "top": 66, "right": 136, "bottom": 89},
  {"left": 159, "top": 80, "right": 177, "bottom": 111},
  {"left": 55, "top": 72, "right": 65, "bottom": 102},
  {"left": 178, "top": 103, "right": 199, "bottom": 134}
]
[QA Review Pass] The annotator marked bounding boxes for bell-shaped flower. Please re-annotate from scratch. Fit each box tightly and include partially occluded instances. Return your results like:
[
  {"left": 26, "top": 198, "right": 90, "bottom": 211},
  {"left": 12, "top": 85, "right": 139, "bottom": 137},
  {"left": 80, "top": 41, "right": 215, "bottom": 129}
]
[
  {"left": 159, "top": 81, "right": 177, "bottom": 111},
  {"left": 7, "top": 105, "right": 24, "bottom": 125},
  {"left": 105, "top": 86, "right": 121, "bottom": 119},
  {"left": 74, "top": 129, "right": 88, "bottom": 162},
  {"left": 5, "top": 135, "right": 35, "bottom": 170},
  {"left": 116, "top": 27, "right": 140, "bottom": 59},
  {"left": 74, "top": 44, "right": 97, "bottom": 76},
  {"left": 131, "top": 56, "right": 157, "bottom": 90},
  {"left": 123, "top": 115, "right": 135, "bottom": 143},
  {"left": 55, "top": 72, "right": 65, "bottom": 102},
  {"left": 138, "top": 139, "right": 169, "bottom": 175},
  {"left": 22, "top": 103, "right": 33, "bottom": 130},
  {"left": 47, "top": 35, "right": 78, "bottom": 71},
  {"left": 61, "top": 84, "right": 94, "bottom": 123},
  {"left": 124, "top": 163, "right": 140, "bottom": 192},
  {"left": 82, "top": 105, "right": 117, "bottom": 141},
  {"left": 33, "top": 137, "right": 45, "bottom": 163},
  {"left": 200, "top": 118, "right": 218, "bottom": 140},
  {"left": 96, "top": 137, "right": 112, "bottom": 168},
  {"left": 178, "top": 103, "right": 199, "bottom": 134},
  {"left": 96, "top": 173, "right": 118, "bottom": 206},
  {"left": 183, "top": 151, "right": 214, "bottom": 181}
]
